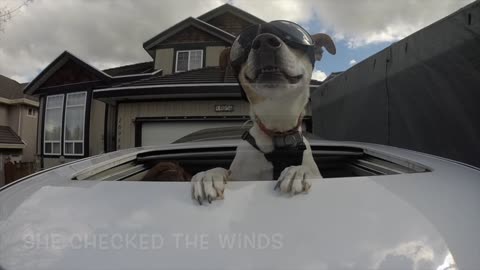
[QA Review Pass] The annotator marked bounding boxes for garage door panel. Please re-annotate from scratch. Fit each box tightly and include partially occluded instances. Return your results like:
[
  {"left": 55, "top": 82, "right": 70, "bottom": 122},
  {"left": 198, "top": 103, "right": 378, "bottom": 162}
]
[{"left": 141, "top": 121, "right": 242, "bottom": 146}]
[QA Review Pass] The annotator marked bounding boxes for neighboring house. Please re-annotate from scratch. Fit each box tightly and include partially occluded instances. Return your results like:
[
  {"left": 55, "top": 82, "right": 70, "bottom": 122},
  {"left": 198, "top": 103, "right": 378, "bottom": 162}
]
[
  {"left": 23, "top": 4, "right": 321, "bottom": 169},
  {"left": 0, "top": 74, "right": 39, "bottom": 185}
]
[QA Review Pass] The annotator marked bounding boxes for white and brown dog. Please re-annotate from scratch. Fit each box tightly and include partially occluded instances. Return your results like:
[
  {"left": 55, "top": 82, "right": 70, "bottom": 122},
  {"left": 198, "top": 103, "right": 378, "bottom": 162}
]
[{"left": 191, "top": 21, "right": 336, "bottom": 204}]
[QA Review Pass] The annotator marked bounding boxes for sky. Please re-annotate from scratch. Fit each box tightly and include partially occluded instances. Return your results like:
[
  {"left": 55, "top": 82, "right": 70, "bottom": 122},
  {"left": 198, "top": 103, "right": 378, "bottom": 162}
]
[{"left": 0, "top": 0, "right": 475, "bottom": 83}]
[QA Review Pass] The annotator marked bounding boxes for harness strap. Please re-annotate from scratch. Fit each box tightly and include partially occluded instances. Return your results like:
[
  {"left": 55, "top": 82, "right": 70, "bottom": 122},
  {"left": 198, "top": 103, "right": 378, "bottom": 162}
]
[{"left": 241, "top": 131, "right": 306, "bottom": 180}]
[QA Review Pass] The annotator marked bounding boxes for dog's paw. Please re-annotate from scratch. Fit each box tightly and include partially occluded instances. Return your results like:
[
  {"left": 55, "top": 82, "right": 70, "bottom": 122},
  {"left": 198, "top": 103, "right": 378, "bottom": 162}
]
[
  {"left": 275, "top": 166, "right": 314, "bottom": 195},
  {"left": 191, "top": 168, "right": 230, "bottom": 205}
]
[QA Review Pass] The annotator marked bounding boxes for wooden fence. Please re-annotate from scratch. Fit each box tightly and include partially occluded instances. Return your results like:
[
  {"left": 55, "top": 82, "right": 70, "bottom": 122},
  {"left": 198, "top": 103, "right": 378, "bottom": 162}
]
[{"left": 3, "top": 161, "right": 37, "bottom": 186}]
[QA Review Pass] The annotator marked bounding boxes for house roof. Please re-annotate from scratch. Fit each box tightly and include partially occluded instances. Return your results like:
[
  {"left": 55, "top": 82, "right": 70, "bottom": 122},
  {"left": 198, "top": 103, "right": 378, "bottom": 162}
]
[
  {"left": 143, "top": 17, "right": 236, "bottom": 57},
  {"left": 103, "top": 61, "right": 154, "bottom": 76},
  {"left": 94, "top": 66, "right": 241, "bottom": 103},
  {"left": 23, "top": 51, "right": 112, "bottom": 96},
  {"left": 112, "top": 66, "right": 237, "bottom": 88},
  {"left": 0, "top": 126, "right": 24, "bottom": 146},
  {"left": 93, "top": 66, "right": 323, "bottom": 104},
  {"left": 0, "top": 74, "right": 38, "bottom": 102},
  {"left": 105, "top": 66, "right": 322, "bottom": 89},
  {"left": 197, "top": 3, "right": 265, "bottom": 25}
]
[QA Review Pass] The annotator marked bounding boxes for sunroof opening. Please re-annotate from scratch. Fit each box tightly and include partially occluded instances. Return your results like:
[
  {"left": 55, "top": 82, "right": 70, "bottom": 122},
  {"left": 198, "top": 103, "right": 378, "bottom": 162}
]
[{"left": 71, "top": 145, "right": 430, "bottom": 181}]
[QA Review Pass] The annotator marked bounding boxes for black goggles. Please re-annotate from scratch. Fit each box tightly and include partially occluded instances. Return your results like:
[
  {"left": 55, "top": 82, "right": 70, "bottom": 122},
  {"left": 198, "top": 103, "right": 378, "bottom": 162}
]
[{"left": 230, "top": 20, "right": 316, "bottom": 72}]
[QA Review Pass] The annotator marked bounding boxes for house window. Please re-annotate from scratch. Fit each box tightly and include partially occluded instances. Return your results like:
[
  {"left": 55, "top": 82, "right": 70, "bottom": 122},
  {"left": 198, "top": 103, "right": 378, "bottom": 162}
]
[
  {"left": 27, "top": 107, "right": 37, "bottom": 117},
  {"left": 64, "top": 92, "right": 87, "bottom": 156},
  {"left": 44, "top": 95, "right": 64, "bottom": 155},
  {"left": 175, "top": 50, "right": 203, "bottom": 72}
]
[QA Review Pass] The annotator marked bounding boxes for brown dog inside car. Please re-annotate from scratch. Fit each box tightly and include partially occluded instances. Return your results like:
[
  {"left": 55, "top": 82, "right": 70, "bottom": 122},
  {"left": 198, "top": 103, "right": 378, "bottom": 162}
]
[{"left": 141, "top": 161, "right": 192, "bottom": 182}]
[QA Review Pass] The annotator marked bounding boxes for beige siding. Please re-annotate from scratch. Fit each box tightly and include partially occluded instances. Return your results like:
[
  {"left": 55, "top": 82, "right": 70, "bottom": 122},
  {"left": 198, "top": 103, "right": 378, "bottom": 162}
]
[
  {"left": 89, "top": 100, "right": 105, "bottom": 156},
  {"left": 154, "top": 48, "right": 174, "bottom": 74},
  {"left": 0, "top": 104, "right": 8, "bottom": 125},
  {"left": 20, "top": 105, "right": 39, "bottom": 162},
  {"left": 117, "top": 100, "right": 250, "bottom": 149},
  {"left": 205, "top": 46, "right": 226, "bottom": 67},
  {"left": 36, "top": 97, "right": 44, "bottom": 156},
  {"left": 7, "top": 105, "right": 20, "bottom": 133}
]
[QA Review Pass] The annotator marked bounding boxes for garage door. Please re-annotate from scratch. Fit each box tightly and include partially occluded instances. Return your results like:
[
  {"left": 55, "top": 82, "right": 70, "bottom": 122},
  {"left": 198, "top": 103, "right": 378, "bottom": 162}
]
[{"left": 141, "top": 121, "right": 243, "bottom": 146}]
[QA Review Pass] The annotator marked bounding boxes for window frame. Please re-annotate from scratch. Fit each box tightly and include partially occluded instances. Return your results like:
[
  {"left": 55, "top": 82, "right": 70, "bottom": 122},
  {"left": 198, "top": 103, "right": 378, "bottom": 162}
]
[
  {"left": 175, "top": 49, "right": 204, "bottom": 72},
  {"left": 43, "top": 94, "right": 65, "bottom": 156},
  {"left": 63, "top": 91, "right": 87, "bottom": 157}
]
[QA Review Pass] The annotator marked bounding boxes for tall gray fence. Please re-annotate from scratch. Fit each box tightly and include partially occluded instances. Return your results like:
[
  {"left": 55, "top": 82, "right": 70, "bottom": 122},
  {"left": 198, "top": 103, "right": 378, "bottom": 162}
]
[{"left": 312, "top": 1, "right": 480, "bottom": 168}]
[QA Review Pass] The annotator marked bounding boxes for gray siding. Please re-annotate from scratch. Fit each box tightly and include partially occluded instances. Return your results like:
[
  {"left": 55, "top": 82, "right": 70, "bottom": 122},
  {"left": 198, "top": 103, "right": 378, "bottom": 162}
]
[
  {"left": 117, "top": 100, "right": 249, "bottom": 149},
  {"left": 42, "top": 157, "right": 79, "bottom": 168},
  {"left": 89, "top": 99, "right": 105, "bottom": 156},
  {"left": 105, "top": 104, "right": 117, "bottom": 153}
]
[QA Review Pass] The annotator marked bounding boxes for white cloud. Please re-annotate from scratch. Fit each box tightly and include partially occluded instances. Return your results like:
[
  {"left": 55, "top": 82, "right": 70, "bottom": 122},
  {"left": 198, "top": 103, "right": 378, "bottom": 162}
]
[
  {"left": 232, "top": 0, "right": 313, "bottom": 23},
  {"left": 307, "top": 0, "right": 475, "bottom": 48},
  {"left": 0, "top": 0, "right": 476, "bottom": 82},
  {"left": 311, "top": 69, "right": 327, "bottom": 81},
  {"left": 0, "top": 0, "right": 224, "bottom": 82},
  {"left": 349, "top": 59, "right": 357, "bottom": 66}
]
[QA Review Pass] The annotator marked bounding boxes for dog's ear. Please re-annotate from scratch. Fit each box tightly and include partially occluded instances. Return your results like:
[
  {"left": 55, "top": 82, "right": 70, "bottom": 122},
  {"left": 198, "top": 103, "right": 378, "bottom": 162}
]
[
  {"left": 311, "top": 33, "right": 336, "bottom": 61},
  {"left": 219, "top": 47, "right": 231, "bottom": 70}
]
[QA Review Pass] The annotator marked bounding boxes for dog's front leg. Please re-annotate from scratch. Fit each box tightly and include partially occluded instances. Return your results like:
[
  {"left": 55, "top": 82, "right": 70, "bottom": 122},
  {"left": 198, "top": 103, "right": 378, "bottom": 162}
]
[
  {"left": 275, "top": 139, "right": 321, "bottom": 195},
  {"left": 191, "top": 168, "right": 230, "bottom": 205}
]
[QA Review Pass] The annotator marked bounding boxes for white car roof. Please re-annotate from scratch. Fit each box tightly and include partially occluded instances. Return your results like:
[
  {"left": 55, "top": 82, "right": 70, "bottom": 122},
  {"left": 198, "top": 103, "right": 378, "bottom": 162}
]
[{"left": 0, "top": 140, "right": 479, "bottom": 270}]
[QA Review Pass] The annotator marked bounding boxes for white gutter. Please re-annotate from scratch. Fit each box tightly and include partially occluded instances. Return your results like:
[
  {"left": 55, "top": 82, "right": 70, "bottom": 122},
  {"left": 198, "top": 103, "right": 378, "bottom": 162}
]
[
  {"left": 110, "top": 69, "right": 162, "bottom": 78},
  {"left": 0, "top": 97, "right": 39, "bottom": 107},
  {"left": 94, "top": 83, "right": 240, "bottom": 92}
]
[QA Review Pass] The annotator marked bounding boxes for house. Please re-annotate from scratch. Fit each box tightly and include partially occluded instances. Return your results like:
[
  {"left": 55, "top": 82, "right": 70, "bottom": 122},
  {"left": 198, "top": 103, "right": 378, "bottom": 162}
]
[
  {"left": 23, "top": 4, "right": 321, "bottom": 169},
  {"left": 0, "top": 74, "right": 39, "bottom": 185}
]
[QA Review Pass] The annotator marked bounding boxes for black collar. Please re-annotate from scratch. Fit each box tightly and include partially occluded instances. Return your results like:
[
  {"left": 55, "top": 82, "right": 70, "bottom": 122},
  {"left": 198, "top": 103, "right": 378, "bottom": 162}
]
[{"left": 242, "top": 130, "right": 306, "bottom": 180}]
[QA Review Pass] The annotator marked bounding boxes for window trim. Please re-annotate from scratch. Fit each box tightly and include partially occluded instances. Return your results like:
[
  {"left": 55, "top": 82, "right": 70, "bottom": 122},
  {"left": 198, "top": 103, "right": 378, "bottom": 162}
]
[
  {"left": 63, "top": 91, "right": 87, "bottom": 157},
  {"left": 43, "top": 94, "right": 64, "bottom": 155},
  {"left": 175, "top": 50, "right": 204, "bottom": 72}
]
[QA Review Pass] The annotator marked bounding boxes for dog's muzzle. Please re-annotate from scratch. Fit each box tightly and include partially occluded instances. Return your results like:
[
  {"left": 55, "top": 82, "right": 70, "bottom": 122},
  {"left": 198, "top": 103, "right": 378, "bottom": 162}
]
[
  {"left": 244, "top": 33, "right": 305, "bottom": 84},
  {"left": 251, "top": 33, "right": 282, "bottom": 67}
]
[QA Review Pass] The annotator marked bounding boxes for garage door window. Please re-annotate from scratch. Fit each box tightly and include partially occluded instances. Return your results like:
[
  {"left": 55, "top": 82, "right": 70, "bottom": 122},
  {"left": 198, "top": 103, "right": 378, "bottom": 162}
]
[
  {"left": 175, "top": 50, "right": 203, "bottom": 72},
  {"left": 64, "top": 92, "right": 87, "bottom": 156}
]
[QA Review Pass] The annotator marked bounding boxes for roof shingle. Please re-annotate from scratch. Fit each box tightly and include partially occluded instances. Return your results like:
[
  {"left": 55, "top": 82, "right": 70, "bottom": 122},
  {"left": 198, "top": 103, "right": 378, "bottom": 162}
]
[
  {"left": 103, "top": 62, "right": 154, "bottom": 76},
  {"left": 0, "top": 74, "right": 37, "bottom": 101},
  {"left": 0, "top": 126, "right": 24, "bottom": 145},
  {"left": 112, "top": 66, "right": 237, "bottom": 88}
]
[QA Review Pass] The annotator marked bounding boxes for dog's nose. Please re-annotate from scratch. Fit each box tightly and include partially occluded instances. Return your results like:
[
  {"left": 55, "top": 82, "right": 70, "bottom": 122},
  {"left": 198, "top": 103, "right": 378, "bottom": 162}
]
[{"left": 251, "top": 33, "right": 282, "bottom": 51}]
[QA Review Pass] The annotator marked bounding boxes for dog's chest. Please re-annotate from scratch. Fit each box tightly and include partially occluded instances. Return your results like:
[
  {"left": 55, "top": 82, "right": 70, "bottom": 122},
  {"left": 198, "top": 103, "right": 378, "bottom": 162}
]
[{"left": 230, "top": 141, "right": 274, "bottom": 181}]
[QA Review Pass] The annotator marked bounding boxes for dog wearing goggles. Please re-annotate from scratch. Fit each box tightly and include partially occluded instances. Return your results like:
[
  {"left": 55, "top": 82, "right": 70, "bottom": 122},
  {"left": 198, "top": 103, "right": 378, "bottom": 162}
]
[{"left": 191, "top": 20, "right": 336, "bottom": 204}]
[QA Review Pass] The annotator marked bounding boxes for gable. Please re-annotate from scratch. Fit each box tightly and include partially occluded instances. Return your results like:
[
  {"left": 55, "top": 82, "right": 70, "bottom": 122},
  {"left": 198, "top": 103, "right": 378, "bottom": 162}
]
[
  {"left": 204, "top": 12, "right": 256, "bottom": 36},
  {"left": 24, "top": 51, "right": 111, "bottom": 96},
  {"left": 143, "top": 17, "right": 235, "bottom": 57},
  {"left": 42, "top": 59, "right": 103, "bottom": 88},
  {"left": 161, "top": 25, "right": 230, "bottom": 46},
  {"left": 197, "top": 3, "right": 265, "bottom": 28}
]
